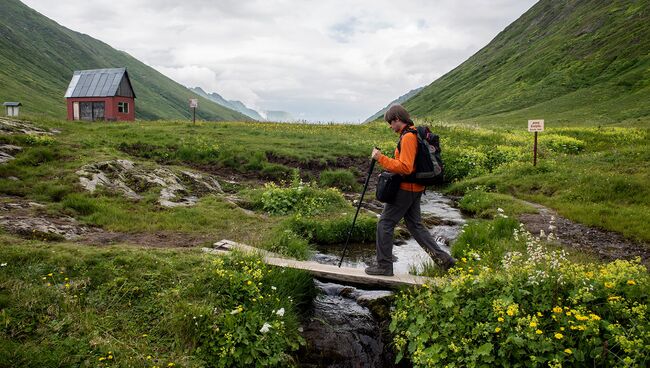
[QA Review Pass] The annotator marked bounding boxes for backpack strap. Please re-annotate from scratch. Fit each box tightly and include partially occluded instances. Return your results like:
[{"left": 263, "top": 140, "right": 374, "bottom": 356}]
[{"left": 396, "top": 127, "right": 419, "bottom": 153}]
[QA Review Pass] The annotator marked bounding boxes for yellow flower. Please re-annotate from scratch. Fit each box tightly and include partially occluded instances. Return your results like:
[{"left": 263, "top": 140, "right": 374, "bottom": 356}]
[
  {"left": 553, "top": 306, "right": 562, "bottom": 313},
  {"left": 65, "top": 283, "right": 70, "bottom": 288},
  {"left": 461, "top": 258, "right": 467, "bottom": 263},
  {"left": 64, "top": 277, "right": 69, "bottom": 281},
  {"left": 530, "top": 321, "right": 537, "bottom": 328},
  {"left": 507, "top": 310, "right": 515, "bottom": 316},
  {"left": 99, "top": 357, "right": 105, "bottom": 361},
  {"left": 627, "top": 280, "right": 636, "bottom": 285},
  {"left": 247, "top": 280, "right": 252, "bottom": 285},
  {"left": 555, "top": 333, "right": 563, "bottom": 339},
  {"left": 589, "top": 314, "right": 601, "bottom": 321},
  {"left": 495, "top": 327, "right": 501, "bottom": 333},
  {"left": 604, "top": 282, "right": 614, "bottom": 288},
  {"left": 535, "top": 329, "right": 543, "bottom": 335},
  {"left": 564, "top": 348, "right": 573, "bottom": 354},
  {"left": 498, "top": 317, "right": 504, "bottom": 322},
  {"left": 168, "top": 363, "right": 175, "bottom": 367},
  {"left": 537, "top": 312, "right": 543, "bottom": 317},
  {"left": 575, "top": 314, "right": 589, "bottom": 321},
  {"left": 560, "top": 327, "right": 565, "bottom": 331},
  {"left": 47, "top": 273, "right": 53, "bottom": 277},
  {"left": 146, "top": 356, "right": 152, "bottom": 360},
  {"left": 108, "top": 355, "right": 113, "bottom": 360}
]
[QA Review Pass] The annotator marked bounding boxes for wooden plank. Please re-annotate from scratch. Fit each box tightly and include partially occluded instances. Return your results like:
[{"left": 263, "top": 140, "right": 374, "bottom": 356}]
[{"left": 204, "top": 239, "right": 432, "bottom": 289}]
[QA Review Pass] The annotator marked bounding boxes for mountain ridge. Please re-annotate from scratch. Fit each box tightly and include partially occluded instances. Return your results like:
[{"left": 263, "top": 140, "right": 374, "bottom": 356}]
[{"left": 0, "top": 0, "right": 250, "bottom": 121}]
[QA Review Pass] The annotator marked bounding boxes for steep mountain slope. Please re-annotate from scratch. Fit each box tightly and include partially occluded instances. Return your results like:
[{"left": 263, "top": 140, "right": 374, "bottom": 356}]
[
  {"left": 404, "top": 0, "right": 650, "bottom": 126},
  {"left": 364, "top": 87, "right": 424, "bottom": 123},
  {"left": 0, "top": 0, "right": 249, "bottom": 121},
  {"left": 189, "top": 87, "right": 264, "bottom": 121}
]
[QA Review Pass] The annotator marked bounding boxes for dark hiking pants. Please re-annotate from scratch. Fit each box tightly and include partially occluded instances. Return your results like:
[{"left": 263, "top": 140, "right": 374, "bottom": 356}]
[{"left": 376, "top": 189, "right": 454, "bottom": 268}]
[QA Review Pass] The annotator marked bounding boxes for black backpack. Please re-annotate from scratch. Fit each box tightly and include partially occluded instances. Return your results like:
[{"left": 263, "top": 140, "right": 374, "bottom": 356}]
[{"left": 397, "top": 126, "right": 444, "bottom": 185}]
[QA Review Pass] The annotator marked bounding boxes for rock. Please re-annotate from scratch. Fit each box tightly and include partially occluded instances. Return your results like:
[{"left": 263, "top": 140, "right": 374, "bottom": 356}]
[
  {"left": 76, "top": 159, "right": 223, "bottom": 207},
  {"left": 0, "top": 215, "right": 93, "bottom": 240},
  {"left": 0, "top": 144, "right": 22, "bottom": 164},
  {"left": 0, "top": 117, "right": 55, "bottom": 135}
]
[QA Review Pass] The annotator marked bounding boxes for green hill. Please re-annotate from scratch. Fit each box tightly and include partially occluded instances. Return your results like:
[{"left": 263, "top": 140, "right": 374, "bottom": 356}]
[
  {"left": 404, "top": 0, "right": 650, "bottom": 126},
  {"left": 0, "top": 0, "right": 250, "bottom": 121}
]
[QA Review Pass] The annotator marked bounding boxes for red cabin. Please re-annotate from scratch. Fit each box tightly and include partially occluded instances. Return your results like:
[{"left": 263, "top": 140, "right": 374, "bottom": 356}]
[{"left": 65, "top": 68, "right": 136, "bottom": 121}]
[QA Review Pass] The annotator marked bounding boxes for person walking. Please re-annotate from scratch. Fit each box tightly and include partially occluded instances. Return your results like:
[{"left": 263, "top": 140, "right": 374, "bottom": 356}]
[{"left": 365, "top": 104, "right": 456, "bottom": 276}]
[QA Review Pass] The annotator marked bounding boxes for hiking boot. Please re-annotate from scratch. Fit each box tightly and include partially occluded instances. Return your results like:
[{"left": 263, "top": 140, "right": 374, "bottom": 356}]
[
  {"left": 365, "top": 264, "right": 394, "bottom": 276},
  {"left": 441, "top": 257, "right": 457, "bottom": 272}
]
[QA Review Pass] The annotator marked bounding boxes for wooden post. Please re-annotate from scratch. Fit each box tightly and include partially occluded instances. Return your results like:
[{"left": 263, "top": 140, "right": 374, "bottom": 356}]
[{"left": 533, "top": 131, "right": 538, "bottom": 166}]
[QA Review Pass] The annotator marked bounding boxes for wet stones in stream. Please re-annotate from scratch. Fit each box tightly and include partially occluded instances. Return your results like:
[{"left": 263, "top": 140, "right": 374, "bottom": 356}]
[{"left": 298, "top": 280, "right": 396, "bottom": 368}]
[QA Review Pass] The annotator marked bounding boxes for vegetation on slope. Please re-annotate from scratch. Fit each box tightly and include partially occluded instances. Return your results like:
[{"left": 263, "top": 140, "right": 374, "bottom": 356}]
[
  {"left": 0, "top": 0, "right": 249, "bottom": 121},
  {"left": 404, "top": 0, "right": 650, "bottom": 126}
]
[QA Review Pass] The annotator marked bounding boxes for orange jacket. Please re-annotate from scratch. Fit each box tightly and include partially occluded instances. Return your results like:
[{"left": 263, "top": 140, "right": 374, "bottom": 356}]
[{"left": 377, "top": 126, "right": 425, "bottom": 192}]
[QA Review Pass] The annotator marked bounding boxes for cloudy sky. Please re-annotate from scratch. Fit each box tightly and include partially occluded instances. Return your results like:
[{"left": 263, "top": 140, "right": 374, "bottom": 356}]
[{"left": 24, "top": 0, "right": 537, "bottom": 122}]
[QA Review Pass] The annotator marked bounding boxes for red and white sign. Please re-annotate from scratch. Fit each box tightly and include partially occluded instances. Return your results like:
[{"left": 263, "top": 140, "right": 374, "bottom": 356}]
[
  {"left": 189, "top": 99, "right": 198, "bottom": 108},
  {"left": 528, "top": 119, "right": 544, "bottom": 132}
]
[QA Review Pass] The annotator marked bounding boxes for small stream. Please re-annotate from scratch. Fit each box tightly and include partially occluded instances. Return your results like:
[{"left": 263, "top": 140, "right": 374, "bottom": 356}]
[{"left": 298, "top": 192, "right": 466, "bottom": 367}]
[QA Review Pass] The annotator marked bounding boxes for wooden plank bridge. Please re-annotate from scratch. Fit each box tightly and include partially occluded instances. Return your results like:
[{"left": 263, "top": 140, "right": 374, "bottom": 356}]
[{"left": 203, "top": 240, "right": 432, "bottom": 289}]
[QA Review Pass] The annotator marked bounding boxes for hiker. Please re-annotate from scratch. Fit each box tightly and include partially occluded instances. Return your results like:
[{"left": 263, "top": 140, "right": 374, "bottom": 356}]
[{"left": 365, "top": 104, "right": 456, "bottom": 276}]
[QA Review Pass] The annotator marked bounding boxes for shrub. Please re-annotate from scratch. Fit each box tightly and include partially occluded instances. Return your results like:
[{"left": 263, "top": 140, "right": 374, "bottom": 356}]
[
  {"left": 258, "top": 180, "right": 346, "bottom": 216},
  {"left": 542, "top": 134, "right": 586, "bottom": 154},
  {"left": 285, "top": 213, "right": 377, "bottom": 244},
  {"left": 262, "top": 228, "right": 312, "bottom": 260},
  {"left": 319, "top": 169, "right": 361, "bottom": 192},
  {"left": 444, "top": 147, "right": 488, "bottom": 182},
  {"left": 391, "top": 225, "right": 649, "bottom": 367}
]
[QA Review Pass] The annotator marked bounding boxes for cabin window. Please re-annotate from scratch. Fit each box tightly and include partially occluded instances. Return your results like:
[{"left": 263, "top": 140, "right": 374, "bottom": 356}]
[{"left": 118, "top": 102, "right": 129, "bottom": 113}]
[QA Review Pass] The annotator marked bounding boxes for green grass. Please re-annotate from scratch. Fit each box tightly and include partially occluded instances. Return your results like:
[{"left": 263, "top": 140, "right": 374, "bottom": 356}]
[
  {"left": 404, "top": 0, "right": 650, "bottom": 127},
  {"left": 0, "top": 239, "right": 316, "bottom": 367}
]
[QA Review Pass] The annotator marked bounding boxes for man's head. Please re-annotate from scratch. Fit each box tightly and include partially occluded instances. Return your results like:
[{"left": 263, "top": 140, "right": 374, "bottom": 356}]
[{"left": 384, "top": 104, "right": 413, "bottom": 133}]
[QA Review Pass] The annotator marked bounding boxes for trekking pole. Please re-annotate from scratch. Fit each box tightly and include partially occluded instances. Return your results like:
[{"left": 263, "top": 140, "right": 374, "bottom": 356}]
[{"left": 338, "top": 157, "right": 377, "bottom": 267}]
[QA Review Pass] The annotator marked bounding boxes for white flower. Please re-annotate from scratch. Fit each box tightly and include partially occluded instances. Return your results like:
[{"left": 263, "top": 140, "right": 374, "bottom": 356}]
[
  {"left": 271, "top": 286, "right": 277, "bottom": 291},
  {"left": 260, "top": 322, "right": 271, "bottom": 333},
  {"left": 230, "top": 308, "right": 242, "bottom": 315},
  {"left": 497, "top": 208, "right": 504, "bottom": 213},
  {"left": 276, "top": 308, "right": 285, "bottom": 317},
  {"left": 0, "top": 263, "right": 6, "bottom": 267}
]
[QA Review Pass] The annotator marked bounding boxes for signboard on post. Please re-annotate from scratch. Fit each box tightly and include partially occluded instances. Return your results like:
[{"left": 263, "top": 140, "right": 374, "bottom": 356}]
[
  {"left": 528, "top": 119, "right": 544, "bottom": 132},
  {"left": 528, "top": 119, "right": 544, "bottom": 166},
  {"left": 189, "top": 99, "right": 198, "bottom": 124}
]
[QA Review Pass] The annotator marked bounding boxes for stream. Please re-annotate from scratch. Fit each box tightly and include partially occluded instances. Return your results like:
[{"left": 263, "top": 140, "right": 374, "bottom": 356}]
[{"left": 298, "top": 192, "right": 466, "bottom": 367}]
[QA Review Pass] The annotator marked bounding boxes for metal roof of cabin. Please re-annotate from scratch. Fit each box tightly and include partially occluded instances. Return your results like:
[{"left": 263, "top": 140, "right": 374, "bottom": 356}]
[
  {"left": 64, "top": 68, "right": 136, "bottom": 98},
  {"left": 3, "top": 102, "right": 22, "bottom": 106}
]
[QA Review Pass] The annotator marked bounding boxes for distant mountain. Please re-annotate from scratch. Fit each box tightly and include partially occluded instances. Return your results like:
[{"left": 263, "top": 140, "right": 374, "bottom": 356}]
[
  {"left": 0, "top": 0, "right": 249, "bottom": 121},
  {"left": 364, "top": 87, "right": 424, "bottom": 123},
  {"left": 189, "top": 87, "right": 264, "bottom": 121},
  {"left": 264, "top": 110, "right": 296, "bottom": 122},
  {"left": 403, "top": 0, "right": 650, "bottom": 125}
]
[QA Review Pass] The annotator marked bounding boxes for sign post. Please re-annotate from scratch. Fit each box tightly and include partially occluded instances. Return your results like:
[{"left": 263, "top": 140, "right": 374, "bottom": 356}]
[
  {"left": 528, "top": 119, "right": 544, "bottom": 166},
  {"left": 189, "top": 99, "right": 198, "bottom": 124}
]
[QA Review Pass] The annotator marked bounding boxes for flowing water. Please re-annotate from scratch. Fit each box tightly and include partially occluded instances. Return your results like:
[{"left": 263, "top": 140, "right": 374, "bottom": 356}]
[{"left": 299, "top": 192, "right": 466, "bottom": 367}]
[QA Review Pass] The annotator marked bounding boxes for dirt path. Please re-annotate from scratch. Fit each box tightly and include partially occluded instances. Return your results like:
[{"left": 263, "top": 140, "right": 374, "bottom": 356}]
[{"left": 518, "top": 201, "right": 649, "bottom": 266}]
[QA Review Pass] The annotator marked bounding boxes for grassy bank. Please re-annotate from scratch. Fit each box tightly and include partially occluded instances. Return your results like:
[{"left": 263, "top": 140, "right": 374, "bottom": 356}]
[{"left": 0, "top": 238, "right": 315, "bottom": 367}]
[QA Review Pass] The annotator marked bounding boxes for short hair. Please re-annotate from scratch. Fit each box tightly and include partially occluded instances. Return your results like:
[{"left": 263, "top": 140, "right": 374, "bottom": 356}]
[{"left": 384, "top": 104, "right": 414, "bottom": 126}]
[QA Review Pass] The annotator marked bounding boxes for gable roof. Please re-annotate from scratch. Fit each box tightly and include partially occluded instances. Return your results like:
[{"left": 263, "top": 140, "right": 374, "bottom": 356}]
[
  {"left": 3, "top": 102, "right": 22, "bottom": 106},
  {"left": 64, "top": 68, "right": 136, "bottom": 98}
]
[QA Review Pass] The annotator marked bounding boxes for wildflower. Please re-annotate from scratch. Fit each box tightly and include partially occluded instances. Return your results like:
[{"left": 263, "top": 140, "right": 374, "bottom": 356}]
[
  {"left": 142, "top": 334, "right": 148, "bottom": 337},
  {"left": 64, "top": 277, "right": 69, "bottom": 281},
  {"left": 271, "top": 286, "right": 277, "bottom": 290},
  {"left": 537, "top": 312, "right": 543, "bottom": 317},
  {"left": 530, "top": 321, "right": 537, "bottom": 328},
  {"left": 147, "top": 356, "right": 152, "bottom": 360},
  {"left": 461, "top": 258, "right": 467, "bottom": 263},
  {"left": 498, "top": 317, "right": 504, "bottom": 322},
  {"left": 276, "top": 308, "right": 285, "bottom": 317},
  {"left": 247, "top": 280, "right": 252, "bottom": 285},
  {"left": 536, "top": 329, "right": 543, "bottom": 335},
  {"left": 108, "top": 355, "right": 113, "bottom": 360},
  {"left": 497, "top": 208, "right": 504, "bottom": 213},
  {"left": 554, "top": 333, "right": 563, "bottom": 340},
  {"left": 589, "top": 314, "right": 601, "bottom": 321},
  {"left": 604, "top": 282, "right": 614, "bottom": 288},
  {"left": 230, "top": 306, "right": 243, "bottom": 315},
  {"left": 47, "top": 273, "right": 53, "bottom": 277},
  {"left": 0, "top": 263, "right": 6, "bottom": 267},
  {"left": 168, "top": 363, "right": 175, "bottom": 367},
  {"left": 564, "top": 348, "right": 573, "bottom": 355},
  {"left": 65, "top": 283, "right": 70, "bottom": 288},
  {"left": 627, "top": 280, "right": 636, "bottom": 285},
  {"left": 42, "top": 277, "right": 47, "bottom": 280},
  {"left": 260, "top": 322, "right": 271, "bottom": 333},
  {"left": 495, "top": 327, "right": 501, "bottom": 333},
  {"left": 553, "top": 306, "right": 562, "bottom": 313},
  {"left": 99, "top": 357, "right": 105, "bottom": 361}
]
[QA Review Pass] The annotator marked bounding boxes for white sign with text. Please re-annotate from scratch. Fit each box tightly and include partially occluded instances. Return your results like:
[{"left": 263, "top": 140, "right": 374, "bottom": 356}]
[
  {"left": 189, "top": 99, "right": 198, "bottom": 108},
  {"left": 528, "top": 119, "right": 544, "bottom": 132}
]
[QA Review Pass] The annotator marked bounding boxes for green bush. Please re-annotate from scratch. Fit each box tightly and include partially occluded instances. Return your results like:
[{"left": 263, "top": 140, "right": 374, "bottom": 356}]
[
  {"left": 257, "top": 180, "right": 346, "bottom": 216},
  {"left": 444, "top": 147, "right": 488, "bottom": 182},
  {"left": 542, "top": 134, "right": 586, "bottom": 154},
  {"left": 319, "top": 169, "right": 361, "bottom": 192},
  {"left": 391, "top": 225, "right": 650, "bottom": 367},
  {"left": 262, "top": 228, "right": 312, "bottom": 260},
  {"left": 285, "top": 213, "right": 377, "bottom": 244}
]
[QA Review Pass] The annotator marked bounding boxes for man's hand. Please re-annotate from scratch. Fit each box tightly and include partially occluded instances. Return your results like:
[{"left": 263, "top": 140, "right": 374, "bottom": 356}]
[{"left": 371, "top": 147, "right": 381, "bottom": 160}]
